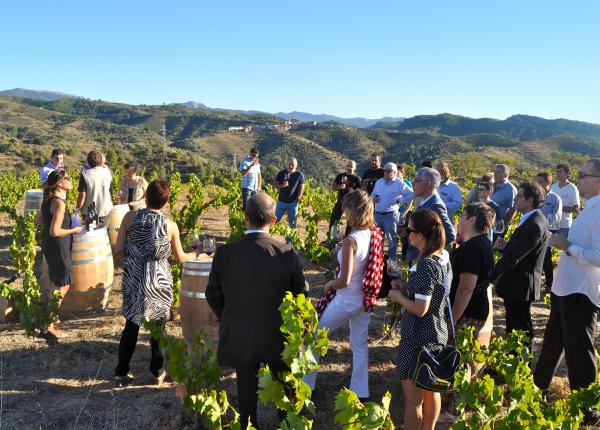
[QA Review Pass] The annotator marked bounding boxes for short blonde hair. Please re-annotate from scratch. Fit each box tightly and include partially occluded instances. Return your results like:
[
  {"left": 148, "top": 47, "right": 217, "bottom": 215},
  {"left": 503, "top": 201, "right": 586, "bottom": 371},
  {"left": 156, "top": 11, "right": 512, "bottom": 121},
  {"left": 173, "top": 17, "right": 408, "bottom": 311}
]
[{"left": 342, "top": 190, "right": 375, "bottom": 229}]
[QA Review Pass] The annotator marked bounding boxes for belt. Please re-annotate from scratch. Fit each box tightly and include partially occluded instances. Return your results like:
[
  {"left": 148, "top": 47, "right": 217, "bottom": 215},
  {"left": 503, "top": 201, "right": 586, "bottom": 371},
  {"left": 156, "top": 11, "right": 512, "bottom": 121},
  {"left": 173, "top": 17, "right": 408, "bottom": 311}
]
[{"left": 376, "top": 211, "right": 395, "bottom": 215}]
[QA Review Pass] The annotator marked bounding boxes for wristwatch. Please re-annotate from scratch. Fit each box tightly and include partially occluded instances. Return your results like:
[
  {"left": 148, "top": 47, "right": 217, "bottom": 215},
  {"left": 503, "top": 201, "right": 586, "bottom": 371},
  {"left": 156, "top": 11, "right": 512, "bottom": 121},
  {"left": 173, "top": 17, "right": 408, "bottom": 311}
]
[{"left": 565, "top": 246, "right": 572, "bottom": 257}]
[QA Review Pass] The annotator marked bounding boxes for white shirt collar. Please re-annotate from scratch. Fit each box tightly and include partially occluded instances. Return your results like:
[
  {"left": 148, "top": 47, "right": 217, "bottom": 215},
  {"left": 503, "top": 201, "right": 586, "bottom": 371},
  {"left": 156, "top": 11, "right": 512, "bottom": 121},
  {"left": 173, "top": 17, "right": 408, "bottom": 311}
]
[
  {"left": 245, "top": 229, "right": 268, "bottom": 234},
  {"left": 419, "top": 193, "right": 436, "bottom": 207},
  {"left": 518, "top": 209, "right": 537, "bottom": 227}
]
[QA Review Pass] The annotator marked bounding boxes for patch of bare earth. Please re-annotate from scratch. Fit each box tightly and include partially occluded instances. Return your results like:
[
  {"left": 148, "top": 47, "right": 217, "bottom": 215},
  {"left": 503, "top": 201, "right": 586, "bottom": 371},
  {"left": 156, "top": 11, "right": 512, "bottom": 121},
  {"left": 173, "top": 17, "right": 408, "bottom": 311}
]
[{"left": 0, "top": 204, "right": 596, "bottom": 429}]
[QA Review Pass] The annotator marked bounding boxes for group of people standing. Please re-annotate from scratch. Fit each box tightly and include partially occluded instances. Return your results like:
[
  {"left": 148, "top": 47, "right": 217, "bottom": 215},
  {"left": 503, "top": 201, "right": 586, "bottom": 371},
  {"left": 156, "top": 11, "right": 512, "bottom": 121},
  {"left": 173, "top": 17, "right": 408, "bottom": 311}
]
[{"left": 34, "top": 145, "right": 600, "bottom": 428}]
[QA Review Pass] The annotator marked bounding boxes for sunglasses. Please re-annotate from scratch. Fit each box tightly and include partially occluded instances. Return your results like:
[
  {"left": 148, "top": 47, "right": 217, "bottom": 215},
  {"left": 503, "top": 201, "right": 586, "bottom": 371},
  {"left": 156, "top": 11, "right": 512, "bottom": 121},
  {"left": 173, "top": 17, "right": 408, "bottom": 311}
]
[
  {"left": 406, "top": 227, "right": 420, "bottom": 234},
  {"left": 577, "top": 171, "right": 600, "bottom": 179}
]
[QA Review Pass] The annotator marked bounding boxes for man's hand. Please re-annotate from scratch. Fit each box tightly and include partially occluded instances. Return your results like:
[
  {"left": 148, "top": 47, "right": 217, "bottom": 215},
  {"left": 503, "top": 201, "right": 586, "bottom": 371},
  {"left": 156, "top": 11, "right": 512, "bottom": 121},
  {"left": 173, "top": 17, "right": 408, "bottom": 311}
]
[
  {"left": 550, "top": 235, "right": 570, "bottom": 250},
  {"left": 391, "top": 278, "right": 406, "bottom": 293}
]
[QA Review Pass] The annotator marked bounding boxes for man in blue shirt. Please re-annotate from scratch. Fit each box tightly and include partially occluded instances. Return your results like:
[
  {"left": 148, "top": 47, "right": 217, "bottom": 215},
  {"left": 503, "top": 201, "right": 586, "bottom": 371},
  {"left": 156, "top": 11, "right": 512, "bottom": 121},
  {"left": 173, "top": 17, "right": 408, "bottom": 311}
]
[
  {"left": 239, "top": 147, "right": 262, "bottom": 211},
  {"left": 436, "top": 161, "right": 463, "bottom": 220},
  {"left": 275, "top": 158, "right": 305, "bottom": 236},
  {"left": 535, "top": 172, "right": 563, "bottom": 292},
  {"left": 491, "top": 164, "right": 518, "bottom": 236},
  {"left": 40, "top": 148, "right": 64, "bottom": 186},
  {"left": 371, "top": 162, "right": 413, "bottom": 264}
]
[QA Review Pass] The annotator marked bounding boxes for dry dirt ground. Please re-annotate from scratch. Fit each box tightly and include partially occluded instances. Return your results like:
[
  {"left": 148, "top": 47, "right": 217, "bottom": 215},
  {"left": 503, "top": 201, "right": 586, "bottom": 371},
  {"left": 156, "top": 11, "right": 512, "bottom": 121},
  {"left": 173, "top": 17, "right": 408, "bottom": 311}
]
[{"left": 0, "top": 206, "right": 593, "bottom": 429}]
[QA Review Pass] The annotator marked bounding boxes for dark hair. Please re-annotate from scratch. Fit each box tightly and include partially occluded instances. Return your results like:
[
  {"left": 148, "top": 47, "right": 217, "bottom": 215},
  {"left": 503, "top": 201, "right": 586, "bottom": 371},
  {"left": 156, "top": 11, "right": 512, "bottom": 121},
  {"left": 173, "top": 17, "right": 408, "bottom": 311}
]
[
  {"left": 410, "top": 209, "right": 445, "bottom": 262},
  {"left": 51, "top": 148, "right": 64, "bottom": 158},
  {"left": 245, "top": 193, "right": 276, "bottom": 227},
  {"left": 370, "top": 153, "right": 380, "bottom": 160},
  {"left": 87, "top": 151, "right": 103, "bottom": 168},
  {"left": 478, "top": 182, "right": 492, "bottom": 192},
  {"left": 250, "top": 147, "right": 259, "bottom": 155},
  {"left": 397, "top": 164, "right": 405, "bottom": 173},
  {"left": 481, "top": 172, "right": 494, "bottom": 183},
  {"left": 556, "top": 163, "right": 571, "bottom": 175},
  {"left": 124, "top": 161, "right": 139, "bottom": 173},
  {"left": 536, "top": 172, "right": 551, "bottom": 184},
  {"left": 43, "top": 169, "right": 67, "bottom": 201},
  {"left": 463, "top": 202, "right": 496, "bottom": 235},
  {"left": 146, "top": 180, "right": 170, "bottom": 209},
  {"left": 518, "top": 180, "right": 545, "bottom": 209},
  {"left": 420, "top": 160, "right": 433, "bottom": 168}
]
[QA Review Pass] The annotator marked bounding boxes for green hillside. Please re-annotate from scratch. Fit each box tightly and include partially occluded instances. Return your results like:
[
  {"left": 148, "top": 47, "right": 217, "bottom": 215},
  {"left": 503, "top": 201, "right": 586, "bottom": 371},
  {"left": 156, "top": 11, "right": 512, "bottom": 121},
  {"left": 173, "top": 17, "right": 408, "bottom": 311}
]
[{"left": 0, "top": 96, "right": 595, "bottom": 187}]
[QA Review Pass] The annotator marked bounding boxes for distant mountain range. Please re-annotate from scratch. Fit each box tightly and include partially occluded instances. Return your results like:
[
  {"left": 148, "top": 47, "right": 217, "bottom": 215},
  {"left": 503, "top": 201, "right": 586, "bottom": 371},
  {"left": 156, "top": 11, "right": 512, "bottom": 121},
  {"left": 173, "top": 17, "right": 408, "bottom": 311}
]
[{"left": 0, "top": 88, "right": 82, "bottom": 101}]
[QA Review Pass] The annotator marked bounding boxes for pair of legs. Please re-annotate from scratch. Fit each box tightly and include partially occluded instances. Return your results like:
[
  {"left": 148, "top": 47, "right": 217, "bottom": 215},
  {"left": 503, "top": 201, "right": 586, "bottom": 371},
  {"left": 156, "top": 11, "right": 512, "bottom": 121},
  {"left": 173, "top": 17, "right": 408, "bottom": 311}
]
[
  {"left": 374, "top": 212, "right": 398, "bottom": 262},
  {"left": 241, "top": 188, "right": 257, "bottom": 211},
  {"left": 534, "top": 293, "right": 598, "bottom": 391},
  {"left": 304, "top": 294, "right": 371, "bottom": 398},
  {"left": 401, "top": 378, "right": 440, "bottom": 430},
  {"left": 115, "top": 318, "right": 166, "bottom": 378},
  {"left": 503, "top": 298, "right": 533, "bottom": 353},
  {"left": 44, "top": 281, "right": 70, "bottom": 335},
  {"left": 275, "top": 200, "right": 299, "bottom": 242},
  {"left": 236, "top": 359, "right": 288, "bottom": 429},
  {"left": 542, "top": 247, "right": 554, "bottom": 292}
]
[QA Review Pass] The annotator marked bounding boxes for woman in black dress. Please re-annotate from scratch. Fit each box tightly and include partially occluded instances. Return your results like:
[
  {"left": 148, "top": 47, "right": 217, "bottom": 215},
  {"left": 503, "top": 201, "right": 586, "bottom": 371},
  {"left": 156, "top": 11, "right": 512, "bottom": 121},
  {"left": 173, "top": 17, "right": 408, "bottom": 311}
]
[
  {"left": 388, "top": 209, "right": 451, "bottom": 430},
  {"left": 36, "top": 170, "right": 83, "bottom": 336}
]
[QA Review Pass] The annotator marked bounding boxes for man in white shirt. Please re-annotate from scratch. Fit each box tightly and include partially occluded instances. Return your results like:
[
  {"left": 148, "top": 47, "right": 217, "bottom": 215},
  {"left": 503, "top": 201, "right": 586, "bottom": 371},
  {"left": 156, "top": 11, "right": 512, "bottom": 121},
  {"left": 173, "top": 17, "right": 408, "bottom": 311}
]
[
  {"left": 40, "top": 148, "right": 64, "bottom": 186},
  {"left": 239, "top": 147, "right": 262, "bottom": 211},
  {"left": 371, "top": 162, "right": 413, "bottom": 264},
  {"left": 550, "top": 163, "right": 580, "bottom": 239},
  {"left": 534, "top": 159, "right": 600, "bottom": 426},
  {"left": 435, "top": 161, "right": 463, "bottom": 219}
]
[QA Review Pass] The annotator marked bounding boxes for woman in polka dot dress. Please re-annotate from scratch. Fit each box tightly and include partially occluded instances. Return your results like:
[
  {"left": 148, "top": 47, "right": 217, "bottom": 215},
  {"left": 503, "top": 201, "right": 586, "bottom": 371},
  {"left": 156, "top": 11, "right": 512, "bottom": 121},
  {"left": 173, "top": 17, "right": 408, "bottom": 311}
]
[{"left": 389, "top": 209, "right": 452, "bottom": 430}]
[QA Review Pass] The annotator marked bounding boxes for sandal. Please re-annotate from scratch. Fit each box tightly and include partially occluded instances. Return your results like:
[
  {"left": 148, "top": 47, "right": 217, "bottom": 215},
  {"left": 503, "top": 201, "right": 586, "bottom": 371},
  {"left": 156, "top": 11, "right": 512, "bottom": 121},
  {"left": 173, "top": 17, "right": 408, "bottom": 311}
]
[{"left": 115, "top": 372, "right": 134, "bottom": 387}]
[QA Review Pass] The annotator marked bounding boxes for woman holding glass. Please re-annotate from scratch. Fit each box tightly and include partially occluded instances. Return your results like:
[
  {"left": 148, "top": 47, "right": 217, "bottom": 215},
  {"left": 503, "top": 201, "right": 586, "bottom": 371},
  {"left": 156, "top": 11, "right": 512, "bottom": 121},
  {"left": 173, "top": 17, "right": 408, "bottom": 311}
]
[
  {"left": 114, "top": 180, "right": 196, "bottom": 386},
  {"left": 388, "top": 209, "right": 451, "bottom": 430},
  {"left": 117, "top": 161, "right": 148, "bottom": 210},
  {"left": 36, "top": 170, "right": 84, "bottom": 337},
  {"left": 305, "top": 190, "right": 380, "bottom": 400}
]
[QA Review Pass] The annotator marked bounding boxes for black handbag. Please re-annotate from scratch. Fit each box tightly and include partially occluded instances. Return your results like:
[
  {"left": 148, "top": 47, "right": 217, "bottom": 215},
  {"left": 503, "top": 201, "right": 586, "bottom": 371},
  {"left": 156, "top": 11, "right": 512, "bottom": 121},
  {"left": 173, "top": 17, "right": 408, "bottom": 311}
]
[{"left": 408, "top": 257, "right": 461, "bottom": 393}]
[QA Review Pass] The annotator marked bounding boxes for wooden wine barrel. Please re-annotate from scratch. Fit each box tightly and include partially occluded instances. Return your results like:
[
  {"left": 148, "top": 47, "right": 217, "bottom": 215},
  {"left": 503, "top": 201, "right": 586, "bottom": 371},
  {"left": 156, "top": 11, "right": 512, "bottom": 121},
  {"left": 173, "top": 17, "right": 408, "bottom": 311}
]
[
  {"left": 179, "top": 255, "right": 219, "bottom": 350},
  {"left": 61, "top": 226, "right": 114, "bottom": 314},
  {"left": 24, "top": 189, "right": 44, "bottom": 216},
  {"left": 107, "top": 204, "right": 130, "bottom": 264}
]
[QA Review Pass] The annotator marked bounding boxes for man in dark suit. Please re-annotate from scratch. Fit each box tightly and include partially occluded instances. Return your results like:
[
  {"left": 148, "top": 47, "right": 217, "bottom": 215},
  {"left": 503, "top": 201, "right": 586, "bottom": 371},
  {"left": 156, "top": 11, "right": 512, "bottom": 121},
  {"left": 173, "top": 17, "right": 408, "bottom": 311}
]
[
  {"left": 489, "top": 181, "right": 550, "bottom": 351},
  {"left": 404, "top": 167, "right": 457, "bottom": 263},
  {"left": 206, "top": 192, "right": 306, "bottom": 429}
]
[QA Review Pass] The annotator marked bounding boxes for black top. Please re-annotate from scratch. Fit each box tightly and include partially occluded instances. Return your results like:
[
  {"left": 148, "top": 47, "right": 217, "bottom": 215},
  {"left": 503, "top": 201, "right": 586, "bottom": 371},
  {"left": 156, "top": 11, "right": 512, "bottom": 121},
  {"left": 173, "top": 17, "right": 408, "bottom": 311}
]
[
  {"left": 275, "top": 170, "right": 306, "bottom": 203},
  {"left": 361, "top": 167, "right": 384, "bottom": 195},
  {"left": 41, "top": 196, "right": 73, "bottom": 286},
  {"left": 127, "top": 187, "right": 134, "bottom": 203},
  {"left": 334, "top": 173, "right": 361, "bottom": 201},
  {"left": 450, "top": 234, "right": 493, "bottom": 321}
]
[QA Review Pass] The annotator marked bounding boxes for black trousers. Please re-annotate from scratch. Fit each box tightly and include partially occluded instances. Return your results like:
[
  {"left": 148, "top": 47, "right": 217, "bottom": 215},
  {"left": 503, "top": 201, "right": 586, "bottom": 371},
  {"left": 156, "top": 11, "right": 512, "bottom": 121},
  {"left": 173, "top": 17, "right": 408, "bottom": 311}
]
[
  {"left": 115, "top": 318, "right": 166, "bottom": 377},
  {"left": 534, "top": 293, "right": 599, "bottom": 391},
  {"left": 503, "top": 299, "right": 534, "bottom": 351},
  {"left": 329, "top": 200, "right": 344, "bottom": 231},
  {"left": 542, "top": 247, "right": 554, "bottom": 292},
  {"left": 236, "top": 359, "right": 288, "bottom": 429}
]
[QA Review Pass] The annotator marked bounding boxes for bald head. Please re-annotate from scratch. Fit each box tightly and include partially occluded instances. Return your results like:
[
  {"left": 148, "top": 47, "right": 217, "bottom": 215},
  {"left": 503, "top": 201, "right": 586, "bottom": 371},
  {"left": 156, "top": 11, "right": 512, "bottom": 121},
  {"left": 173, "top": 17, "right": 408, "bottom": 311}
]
[{"left": 245, "top": 192, "right": 277, "bottom": 229}]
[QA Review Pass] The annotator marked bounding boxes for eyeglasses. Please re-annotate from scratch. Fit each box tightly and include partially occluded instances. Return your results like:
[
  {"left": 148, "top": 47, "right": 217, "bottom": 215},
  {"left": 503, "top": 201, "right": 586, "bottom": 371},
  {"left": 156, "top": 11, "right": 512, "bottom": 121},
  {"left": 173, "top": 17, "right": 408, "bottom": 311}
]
[
  {"left": 577, "top": 171, "right": 600, "bottom": 179},
  {"left": 406, "top": 227, "right": 420, "bottom": 234}
]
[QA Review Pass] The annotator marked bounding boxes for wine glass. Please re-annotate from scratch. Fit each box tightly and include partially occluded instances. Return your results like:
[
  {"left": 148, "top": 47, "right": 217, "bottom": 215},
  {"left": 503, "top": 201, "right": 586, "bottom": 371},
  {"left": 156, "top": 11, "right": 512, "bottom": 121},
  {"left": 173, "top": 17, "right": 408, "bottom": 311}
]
[
  {"left": 546, "top": 213, "right": 561, "bottom": 234},
  {"left": 330, "top": 224, "right": 344, "bottom": 243},
  {"left": 203, "top": 237, "right": 216, "bottom": 257},
  {"left": 493, "top": 219, "right": 505, "bottom": 235},
  {"left": 190, "top": 234, "right": 200, "bottom": 257}
]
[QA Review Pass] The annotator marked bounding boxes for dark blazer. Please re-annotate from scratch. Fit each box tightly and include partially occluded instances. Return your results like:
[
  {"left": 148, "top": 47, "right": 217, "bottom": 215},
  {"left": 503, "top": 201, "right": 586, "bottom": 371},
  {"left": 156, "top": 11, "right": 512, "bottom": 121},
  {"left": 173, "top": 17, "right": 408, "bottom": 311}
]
[
  {"left": 206, "top": 232, "right": 306, "bottom": 368},
  {"left": 407, "top": 192, "right": 457, "bottom": 262},
  {"left": 489, "top": 210, "right": 550, "bottom": 302}
]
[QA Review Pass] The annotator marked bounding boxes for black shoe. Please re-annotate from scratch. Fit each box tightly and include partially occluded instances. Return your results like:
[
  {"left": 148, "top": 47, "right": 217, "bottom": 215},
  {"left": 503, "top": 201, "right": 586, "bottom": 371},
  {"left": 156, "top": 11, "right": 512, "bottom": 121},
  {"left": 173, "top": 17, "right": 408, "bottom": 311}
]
[
  {"left": 582, "top": 409, "right": 600, "bottom": 426},
  {"left": 114, "top": 372, "right": 134, "bottom": 387},
  {"left": 358, "top": 396, "right": 370, "bottom": 403}
]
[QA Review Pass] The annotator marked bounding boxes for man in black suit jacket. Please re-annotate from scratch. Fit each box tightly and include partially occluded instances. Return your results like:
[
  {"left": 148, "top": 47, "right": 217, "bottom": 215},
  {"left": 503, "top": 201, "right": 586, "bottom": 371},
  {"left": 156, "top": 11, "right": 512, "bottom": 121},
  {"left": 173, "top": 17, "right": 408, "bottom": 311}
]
[
  {"left": 206, "top": 192, "right": 306, "bottom": 428},
  {"left": 489, "top": 181, "right": 550, "bottom": 351}
]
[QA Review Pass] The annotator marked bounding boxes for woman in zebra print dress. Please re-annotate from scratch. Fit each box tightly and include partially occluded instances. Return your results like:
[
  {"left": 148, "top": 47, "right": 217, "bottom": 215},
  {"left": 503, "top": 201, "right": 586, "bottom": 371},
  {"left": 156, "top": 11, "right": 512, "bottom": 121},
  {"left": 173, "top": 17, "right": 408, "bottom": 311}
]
[{"left": 114, "top": 180, "right": 196, "bottom": 386}]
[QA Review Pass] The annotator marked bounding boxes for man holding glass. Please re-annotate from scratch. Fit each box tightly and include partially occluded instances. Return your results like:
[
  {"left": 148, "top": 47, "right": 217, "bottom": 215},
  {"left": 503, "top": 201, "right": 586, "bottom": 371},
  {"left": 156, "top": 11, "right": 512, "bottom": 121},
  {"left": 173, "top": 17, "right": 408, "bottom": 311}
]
[
  {"left": 329, "top": 160, "right": 361, "bottom": 233},
  {"left": 239, "top": 147, "right": 262, "bottom": 211},
  {"left": 491, "top": 164, "right": 518, "bottom": 240},
  {"left": 534, "top": 159, "right": 600, "bottom": 426},
  {"left": 535, "top": 172, "right": 562, "bottom": 292}
]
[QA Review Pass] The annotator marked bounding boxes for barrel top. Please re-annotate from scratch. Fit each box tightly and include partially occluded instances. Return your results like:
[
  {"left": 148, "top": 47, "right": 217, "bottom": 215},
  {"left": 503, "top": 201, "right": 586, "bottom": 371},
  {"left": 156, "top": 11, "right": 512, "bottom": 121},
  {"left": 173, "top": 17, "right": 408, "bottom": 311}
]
[
  {"left": 183, "top": 254, "right": 213, "bottom": 268},
  {"left": 74, "top": 225, "right": 109, "bottom": 240},
  {"left": 25, "top": 189, "right": 44, "bottom": 195},
  {"left": 110, "top": 204, "right": 130, "bottom": 213}
]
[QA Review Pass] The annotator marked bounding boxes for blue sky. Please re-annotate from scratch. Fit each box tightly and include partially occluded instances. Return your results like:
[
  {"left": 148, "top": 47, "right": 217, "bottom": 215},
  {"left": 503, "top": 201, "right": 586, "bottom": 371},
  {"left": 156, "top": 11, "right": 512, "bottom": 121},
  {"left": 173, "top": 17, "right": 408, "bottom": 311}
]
[{"left": 2, "top": 0, "right": 599, "bottom": 123}]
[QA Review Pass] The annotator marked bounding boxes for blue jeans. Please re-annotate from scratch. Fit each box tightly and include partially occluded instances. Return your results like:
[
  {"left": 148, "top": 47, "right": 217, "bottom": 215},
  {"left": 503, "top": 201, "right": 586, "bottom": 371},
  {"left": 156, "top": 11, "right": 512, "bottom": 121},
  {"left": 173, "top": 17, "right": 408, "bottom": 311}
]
[
  {"left": 242, "top": 188, "right": 257, "bottom": 211},
  {"left": 375, "top": 211, "right": 398, "bottom": 261},
  {"left": 276, "top": 200, "right": 299, "bottom": 229}
]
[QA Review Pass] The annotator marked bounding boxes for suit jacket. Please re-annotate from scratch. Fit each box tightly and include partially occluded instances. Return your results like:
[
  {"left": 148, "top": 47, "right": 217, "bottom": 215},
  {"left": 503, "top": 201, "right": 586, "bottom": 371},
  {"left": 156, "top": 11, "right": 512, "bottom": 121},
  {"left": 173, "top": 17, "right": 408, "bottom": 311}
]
[
  {"left": 407, "top": 193, "right": 457, "bottom": 262},
  {"left": 489, "top": 210, "right": 550, "bottom": 302},
  {"left": 205, "top": 232, "right": 306, "bottom": 368}
]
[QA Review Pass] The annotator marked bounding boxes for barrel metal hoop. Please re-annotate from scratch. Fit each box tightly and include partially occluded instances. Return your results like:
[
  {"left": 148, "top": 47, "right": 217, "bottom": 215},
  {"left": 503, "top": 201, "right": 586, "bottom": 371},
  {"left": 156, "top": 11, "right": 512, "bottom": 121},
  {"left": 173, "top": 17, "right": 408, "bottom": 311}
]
[
  {"left": 180, "top": 290, "right": 206, "bottom": 299},
  {"left": 71, "top": 246, "right": 111, "bottom": 254},
  {"left": 72, "top": 252, "right": 113, "bottom": 265},
  {"left": 182, "top": 270, "right": 211, "bottom": 276}
]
